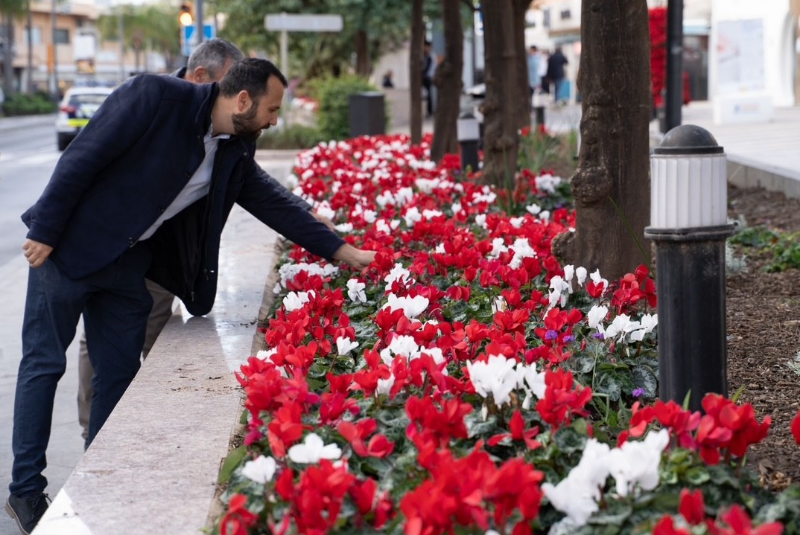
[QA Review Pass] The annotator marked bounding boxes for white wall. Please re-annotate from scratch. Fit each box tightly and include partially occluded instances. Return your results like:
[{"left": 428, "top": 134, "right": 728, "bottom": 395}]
[{"left": 710, "top": 0, "right": 795, "bottom": 107}]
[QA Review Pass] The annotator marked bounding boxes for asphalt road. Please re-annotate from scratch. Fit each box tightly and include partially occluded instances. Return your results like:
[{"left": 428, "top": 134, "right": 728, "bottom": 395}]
[
  {"left": 0, "top": 115, "right": 84, "bottom": 535},
  {"left": 0, "top": 116, "right": 61, "bottom": 267}
]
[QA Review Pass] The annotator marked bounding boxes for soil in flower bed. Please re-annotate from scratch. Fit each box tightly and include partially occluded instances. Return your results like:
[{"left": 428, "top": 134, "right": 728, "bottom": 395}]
[{"left": 726, "top": 184, "right": 800, "bottom": 489}]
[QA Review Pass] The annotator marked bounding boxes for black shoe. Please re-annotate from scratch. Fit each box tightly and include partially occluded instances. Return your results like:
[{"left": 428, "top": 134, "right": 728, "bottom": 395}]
[{"left": 5, "top": 493, "right": 50, "bottom": 535}]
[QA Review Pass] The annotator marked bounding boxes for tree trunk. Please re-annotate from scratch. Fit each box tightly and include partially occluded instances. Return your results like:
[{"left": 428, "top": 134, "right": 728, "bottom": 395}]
[
  {"left": 409, "top": 0, "right": 424, "bottom": 145},
  {"left": 481, "top": 0, "right": 521, "bottom": 186},
  {"left": 551, "top": 0, "right": 652, "bottom": 282},
  {"left": 430, "top": 0, "right": 463, "bottom": 163},
  {"left": 355, "top": 30, "right": 370, "bottom": 77},
  {"left": 513, "top": 0, "right": 532, "bottom": 130}
]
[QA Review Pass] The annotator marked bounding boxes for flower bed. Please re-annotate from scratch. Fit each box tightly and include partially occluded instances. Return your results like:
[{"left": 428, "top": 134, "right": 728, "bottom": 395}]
[{"left": 214, "top": 134, "right": 800, "bottom": 535}]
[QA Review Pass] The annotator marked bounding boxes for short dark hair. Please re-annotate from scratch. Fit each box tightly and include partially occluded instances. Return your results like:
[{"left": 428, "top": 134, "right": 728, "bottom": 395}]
[
  {"left": 187, "top": 38, "right": 244, "bottom": 79},
  {"left": 218, "top": 58, "right": 288, "bottom": 100}
]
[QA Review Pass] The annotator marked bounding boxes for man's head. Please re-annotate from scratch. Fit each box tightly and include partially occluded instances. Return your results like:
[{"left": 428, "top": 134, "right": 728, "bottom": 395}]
[
  {"left": 185, "top": 38, "right": 245, "bottom": 84},
  {"left": 529, "top": 45, "right": 538, "bottom": 54},
  {"left": 423, "top": 40, "right": 431, "bottom": 52},
  {"left": 217, "top": 58, "right": 288, "bottom": 141}
]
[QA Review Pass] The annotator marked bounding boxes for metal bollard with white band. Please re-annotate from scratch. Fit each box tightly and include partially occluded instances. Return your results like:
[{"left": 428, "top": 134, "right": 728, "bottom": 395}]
[{"left": 644, "top": 125, "right": 735, "bottom": 412}]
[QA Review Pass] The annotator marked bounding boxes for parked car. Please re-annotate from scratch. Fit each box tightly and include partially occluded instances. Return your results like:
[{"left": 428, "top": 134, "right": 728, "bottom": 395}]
[{"left": 56, "top": 86, "right": 114, "bottom": 151}]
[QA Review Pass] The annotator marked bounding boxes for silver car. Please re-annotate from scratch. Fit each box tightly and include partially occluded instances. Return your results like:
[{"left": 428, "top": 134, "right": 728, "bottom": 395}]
[{"left": 56, "top": 86, "right": 114, "bottom": 151}]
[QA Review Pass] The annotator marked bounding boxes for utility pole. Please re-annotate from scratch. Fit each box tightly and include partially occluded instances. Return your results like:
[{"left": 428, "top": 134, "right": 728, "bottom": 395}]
[
  {"left": 195, "top": 0, "right": 204, "bottom": 46},
  {"left": 26, "top": 0, "right": 33, "bottom": 93},
  {"left": 664, "top": 0, "right": 683, "bottom": 132},
  {"left": 51, "top": 0, "right": 59, "bottom": 99}
]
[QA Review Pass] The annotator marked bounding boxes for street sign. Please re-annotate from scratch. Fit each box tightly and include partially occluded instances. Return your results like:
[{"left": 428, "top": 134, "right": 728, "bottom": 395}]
[
  {"left": 264, "top": 13, "right": 343, "bottom": 32},
  {"left": 182, "top": 24, "right": 215, "bottom": 57}
]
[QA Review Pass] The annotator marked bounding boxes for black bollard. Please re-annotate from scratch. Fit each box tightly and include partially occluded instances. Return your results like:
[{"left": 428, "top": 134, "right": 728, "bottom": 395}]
[
  {"left": 644, "top": 125, "right": 734, "bottom": 412},
  {"left": 457, "top": 112, "right": 480, "bottom": 173}
]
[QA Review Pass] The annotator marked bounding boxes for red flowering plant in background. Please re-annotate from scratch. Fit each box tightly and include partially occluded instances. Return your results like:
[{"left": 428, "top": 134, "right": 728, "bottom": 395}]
[{"left": 212, "top": 134, "right": 796, "bottom": 535}]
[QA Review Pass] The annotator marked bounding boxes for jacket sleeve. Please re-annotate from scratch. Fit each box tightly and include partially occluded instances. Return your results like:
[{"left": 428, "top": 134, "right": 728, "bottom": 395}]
[
  {"left": 236, "top": 156, "right": 345, "bottom": 261},
  {"left": 24, "top": 76, "right": 163, "bottom": 247},
  {"left": 256, "top": 165, "right": 314, "bottom": 212}
]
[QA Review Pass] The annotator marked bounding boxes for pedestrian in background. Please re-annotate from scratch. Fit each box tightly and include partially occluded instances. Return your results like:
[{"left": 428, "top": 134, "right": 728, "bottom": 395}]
[
  {"left": 527, "top": 45, "right": 542, "bottom": 96},
  {"left": 73, "top": 38, "right": 335, "bottom": 443},
  {"left": 7, "top": 58, "right": 375, "bottom": 535},
  {"left": 546, "top": 46, "right": 569, "bottom": 105}
]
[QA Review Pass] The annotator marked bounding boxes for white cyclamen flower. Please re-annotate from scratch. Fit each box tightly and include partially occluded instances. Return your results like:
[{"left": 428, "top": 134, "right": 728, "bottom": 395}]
[
  {"left": 629, "top": 314, "right": 658, "bottom": 342},
  {"left": 316, "top": 204, "right": 336, "bottom": 221},
  {"left": 604, "top": 314, "right": 641, "bottom": 341},
  {"left": 379, "top": 335, "right": 420, "bottom": 365},
  {"left": 589, "top": 269, "right": 608, "bottom": 294},
  {"left": 587, "top": 305, "right": 609, "bottom": 330},
  {"left": 489, "top": 237, "right": 509, "bottom": 258},
  {"left": 241, "top": 455, "right": 277, "bottom": 484},
  {"left": 336, "top": 336, "right": 360, "bottom": 356},
  {"left": 548, "top": 276, "right": 571, "bottom": 309},
  {"left": 526, "top": 203, "right": 542, "bottom": 215},
  {"left": 283, "top": 290, "right": 314, "bottom": 312},
  {"left": 384, "top": 263, "right": 412, "bottom": 289},
  {"left": 466, "top": 354, "right": 518, "bottom": 407},
  {"left": 346, "top": 278, "right": 367, "bottom": 304},
  {"left": 607, "top": 429, "right": 669, "bottom": 497},
  {"left": 288, "top": 433, "right": 342, "bottom": 464},
  {"left": 576, "top": 266, "right": 588, "bottom": 286},
  {"left": 509, "top": 238, "right": 537, "bottom": 269},
  {"left": 474, "top": 214, "right": 488, "bottom": 229},
  {"left": 383, "top": 293, "right": 429, "bottom": 319},
  {"left": 542, "top": 439, "right": 611, "bottom": 527},
  {"left": 542, "top": 476, "right": 600, "bottom": 527},
  {"left": 403, "top": 206, "right": 423, "bottom": 227}
]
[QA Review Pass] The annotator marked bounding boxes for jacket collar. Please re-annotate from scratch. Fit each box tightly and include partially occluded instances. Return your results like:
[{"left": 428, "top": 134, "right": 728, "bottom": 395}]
[{"left": 194, "top": 82, "right": 220, "bottom": 136}]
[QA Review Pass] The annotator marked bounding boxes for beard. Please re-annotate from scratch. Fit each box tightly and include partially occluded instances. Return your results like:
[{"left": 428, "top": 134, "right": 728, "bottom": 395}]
[{"left": 232, "top": 101, "right": 263, "bottom": 143}]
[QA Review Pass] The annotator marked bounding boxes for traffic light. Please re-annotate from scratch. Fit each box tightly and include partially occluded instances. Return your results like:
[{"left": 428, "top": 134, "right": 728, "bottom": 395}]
[{"left": 179, "top": 3, "right": 194, "bottom": 26}]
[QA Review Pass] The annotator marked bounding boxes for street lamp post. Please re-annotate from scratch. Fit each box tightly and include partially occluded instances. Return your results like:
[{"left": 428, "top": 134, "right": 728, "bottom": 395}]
[
  {"left": 195, "top": 0, "right": 204, "bottom": 47},
  {"left": 51, "top": 0, "right": 59, "bottom": 99},
  {"left": 645, "top": 125, "right": 734, "bottom": 411},
  {"left": 664, "top": 0, "right": 683, "bottom": 132}
]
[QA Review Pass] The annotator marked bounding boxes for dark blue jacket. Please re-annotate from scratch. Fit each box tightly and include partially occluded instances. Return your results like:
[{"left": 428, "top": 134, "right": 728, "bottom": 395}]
[{"left": 22, "top": 74, "right": 344, "bottom": 315}]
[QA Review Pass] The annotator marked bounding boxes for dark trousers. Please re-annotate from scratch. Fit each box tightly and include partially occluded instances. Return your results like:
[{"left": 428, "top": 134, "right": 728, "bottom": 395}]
[
  {"left": 10, "top": 244, "right": 153, "bottom": 497},
  {"left": 422, "top": 77, "right": 434, "bottom": 116}
]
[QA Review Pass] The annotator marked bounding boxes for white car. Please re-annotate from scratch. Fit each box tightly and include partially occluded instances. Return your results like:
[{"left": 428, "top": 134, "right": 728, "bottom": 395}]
[{"left": 56, "top": 86, "right": 114, "bottom": 151}]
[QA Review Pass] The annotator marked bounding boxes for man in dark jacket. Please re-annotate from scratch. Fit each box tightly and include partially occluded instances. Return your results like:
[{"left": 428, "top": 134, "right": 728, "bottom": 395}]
[
  {"left": 546, "top": 46, "right": 569, "bottom": 105},
  {"left": 73, "top": 38, "right": 333, "bottom": 443},
  {"left": 6, "top": 58, "right": 374, "bottom": 534}
]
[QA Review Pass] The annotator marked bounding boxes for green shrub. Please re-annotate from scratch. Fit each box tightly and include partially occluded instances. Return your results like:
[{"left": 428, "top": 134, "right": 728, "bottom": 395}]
[
  {"left": 256, "top": 124, "right": 326, "bottom": 150},
  {"left": 3, "top": 92, "right": 57, "bottom": 116},
  {"left": 308, "top": 75, "right": 385, "bottom": 141}
]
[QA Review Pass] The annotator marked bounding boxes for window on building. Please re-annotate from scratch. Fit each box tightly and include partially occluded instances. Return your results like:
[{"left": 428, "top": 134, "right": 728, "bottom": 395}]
[
  {"left": 23, "top": 26, "right": 42, "bottom": 45},
  {"left": 543, "top": 9, "right": 551, "bottom": 28},
  {"left": 560, "top": 9, "right": 571, "bottom": 20},
  {"left": 54, "top": 29, "right": 70, "bottom": 44}
]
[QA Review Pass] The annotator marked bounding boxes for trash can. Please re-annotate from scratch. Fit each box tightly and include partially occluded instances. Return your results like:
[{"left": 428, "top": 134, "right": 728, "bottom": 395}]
[{"left": 349, "top": 92, "right": 386, "bottom": 137}]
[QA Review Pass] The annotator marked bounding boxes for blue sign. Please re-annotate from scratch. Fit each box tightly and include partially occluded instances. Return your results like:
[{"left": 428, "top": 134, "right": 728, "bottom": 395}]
[{"left": 182, "top": 24, "right": 215, "bottom": 56}]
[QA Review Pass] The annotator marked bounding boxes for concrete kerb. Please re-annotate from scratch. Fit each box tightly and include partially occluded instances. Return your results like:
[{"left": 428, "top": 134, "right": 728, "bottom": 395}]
[{"left": 32, "top": 157, "right": 299, "bottom": 535}]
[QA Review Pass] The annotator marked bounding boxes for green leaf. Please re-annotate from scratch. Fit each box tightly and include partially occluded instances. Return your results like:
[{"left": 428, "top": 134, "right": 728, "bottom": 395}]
[
  {"left": 218, "top": 445, "right": 248, "bottom": 485},
  {"left": 685, "top": 466, "right": 711, "bottom": 485},
  {"left": 631, "top": 366, "right": 658, "bottom": 398},
  {"left": 588, "top": 503, "right": 632, "bottom": 526},
  {"left": 553, "top": 426, "right": 585, "bottom": 455}
]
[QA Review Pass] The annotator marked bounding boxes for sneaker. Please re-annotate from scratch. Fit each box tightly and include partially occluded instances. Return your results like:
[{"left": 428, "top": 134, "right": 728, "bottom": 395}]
[{"left": 5, "top": 493, "right": 50, "bottom": 535}]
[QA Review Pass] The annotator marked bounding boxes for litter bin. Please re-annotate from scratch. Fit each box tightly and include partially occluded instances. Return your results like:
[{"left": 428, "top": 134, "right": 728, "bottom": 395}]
[{"left": 349, "top": 92, "right": 386, "bottom": 137}]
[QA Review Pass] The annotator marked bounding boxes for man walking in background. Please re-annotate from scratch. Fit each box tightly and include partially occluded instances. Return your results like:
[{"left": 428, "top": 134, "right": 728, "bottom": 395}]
[
  {"left": 546, "top": 46, "right": 569, "bottom": 105},
  {"left": 421, "top": 40, "right": 437, "bottom": 118},
  {"left": 74, "top": 39, "right": 335, "bottom": 443},
  {"left": 7, "top": 58, "right": 374, "bottom": 534}
]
